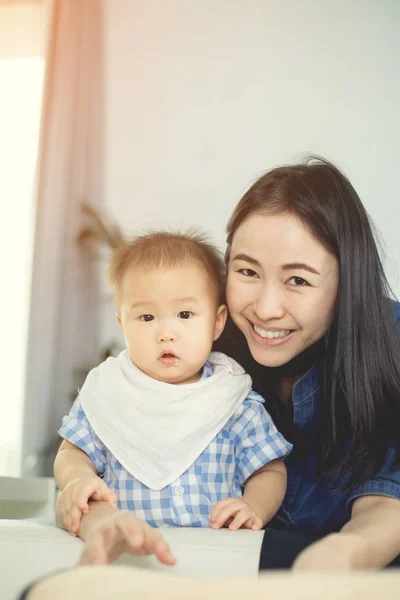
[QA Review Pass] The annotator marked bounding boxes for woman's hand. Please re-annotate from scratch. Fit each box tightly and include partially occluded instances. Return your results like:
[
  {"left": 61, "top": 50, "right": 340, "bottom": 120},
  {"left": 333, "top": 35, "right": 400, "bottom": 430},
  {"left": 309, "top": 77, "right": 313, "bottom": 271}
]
[
  {"left": 78, "top": 510, "right": 176, "bottom": 566},
  {"left": 292, "top": 533, "right": 363, "bottom": 571},
  {"left": 210, "top": 498, "right": 263, "bottom": 531}
]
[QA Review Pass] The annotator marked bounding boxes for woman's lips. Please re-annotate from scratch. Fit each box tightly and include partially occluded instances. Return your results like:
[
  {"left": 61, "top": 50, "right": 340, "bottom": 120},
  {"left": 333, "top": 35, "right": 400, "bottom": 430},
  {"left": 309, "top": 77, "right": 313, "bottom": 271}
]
[{"left": 249, "top": 321, "right": 295, "bottom": 346}]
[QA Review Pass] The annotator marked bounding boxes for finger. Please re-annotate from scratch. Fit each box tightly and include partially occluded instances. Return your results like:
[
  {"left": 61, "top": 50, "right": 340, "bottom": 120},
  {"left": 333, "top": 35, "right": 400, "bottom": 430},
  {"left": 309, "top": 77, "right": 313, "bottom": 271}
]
[
  {"left": 65, "top": 513, "right": 74, "bottom": 535},
  {"left": 65, "top": 508, "right": 76, "bottom": 536},
  {"left": 126, "top": 530, "right": 146, "bottom": 552},
  {"left": 211, "top": 504, "right": 240, "bottom": 529},
  {"left": 104, "top": 489, "right": 118, "bottom": 506},
  {"left": 90, "top": 490, "right": 105, "bottom": 502},
  {"left": 209, "top": 505, "right": 220, "bottom": 525},
  {"left": 115, "top": 514, "right": 176, "bottom": 565},
  {"left": 250, "top": 516, "right": 263, "bottom": 531},
  {"left": 210, "top": 500, "right": 237, "bottom": 527},
  {"left": 90, "top": 482, "right": 108, "bottom": 502},
  {"left": 90, "top": 487, "right": 117, "bottom": 506},
  {"left": 210, "top": 498, "right": 237, "bottom": 521},
  {"left": 143, "top": 528, "right": 176, "bottom": 566},
  {"left": 75, "top": 489, "right": 91, "bottom": 512},
  {"left": 115, "top": 516, "right": 148, "bottom": 556},
  {"left": 70, "top": 506, "right": 83, "bottom": 534},
  {"left": 59, "top": 498, "right": 76, "bottom": 535},
  {"left": 229, "top": 509, "right": 252, "bottom": 531},
  {"left": 153, "top": 538, "right": 176, "bottom": 566},
  {"left": 238, "top": 515, "right": 263, "bottom": 531}
]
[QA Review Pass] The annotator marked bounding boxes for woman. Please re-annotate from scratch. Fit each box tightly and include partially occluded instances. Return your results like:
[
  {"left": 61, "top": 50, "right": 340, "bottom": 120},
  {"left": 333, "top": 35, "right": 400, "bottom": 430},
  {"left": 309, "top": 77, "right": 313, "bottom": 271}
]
[
  {"left": 216, "top": 156, "right": 400, "bottom": 569},
  {"left": 43, "top": 157, "right": 400, "bottom": 576}
]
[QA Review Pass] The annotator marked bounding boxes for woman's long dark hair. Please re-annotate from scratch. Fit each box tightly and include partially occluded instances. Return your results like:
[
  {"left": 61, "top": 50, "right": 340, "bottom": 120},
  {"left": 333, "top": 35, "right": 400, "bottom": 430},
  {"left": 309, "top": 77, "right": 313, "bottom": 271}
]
[{"left": 226, "top": 157, "right": 400, "bottom": 488}]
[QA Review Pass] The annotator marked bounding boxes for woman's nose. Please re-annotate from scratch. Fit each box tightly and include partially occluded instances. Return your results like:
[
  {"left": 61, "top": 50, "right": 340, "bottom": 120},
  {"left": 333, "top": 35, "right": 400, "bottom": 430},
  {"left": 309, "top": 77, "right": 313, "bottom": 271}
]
[{"left": 253, "top": 284, "right": 285, "bottom": 321}]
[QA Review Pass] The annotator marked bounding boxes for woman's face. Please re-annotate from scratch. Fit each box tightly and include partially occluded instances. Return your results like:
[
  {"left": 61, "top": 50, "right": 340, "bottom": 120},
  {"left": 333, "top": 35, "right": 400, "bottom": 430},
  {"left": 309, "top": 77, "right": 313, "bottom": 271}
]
[{"left": 226, "top": 212, "right": 339, "bottom": 368}]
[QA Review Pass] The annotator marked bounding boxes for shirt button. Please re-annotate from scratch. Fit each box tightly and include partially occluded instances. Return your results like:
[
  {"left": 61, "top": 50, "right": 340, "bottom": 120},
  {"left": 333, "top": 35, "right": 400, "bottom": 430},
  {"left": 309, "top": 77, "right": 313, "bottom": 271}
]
[{"left": 174, "top": 485, "right": 184, "bottom": 496}]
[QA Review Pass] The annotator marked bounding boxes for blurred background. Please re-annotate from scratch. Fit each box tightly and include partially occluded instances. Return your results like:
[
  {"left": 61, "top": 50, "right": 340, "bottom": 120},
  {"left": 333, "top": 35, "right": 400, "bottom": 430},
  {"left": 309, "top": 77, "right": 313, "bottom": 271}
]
[{"left": 1, "top": 0, "right": 399, "bottom": 479}]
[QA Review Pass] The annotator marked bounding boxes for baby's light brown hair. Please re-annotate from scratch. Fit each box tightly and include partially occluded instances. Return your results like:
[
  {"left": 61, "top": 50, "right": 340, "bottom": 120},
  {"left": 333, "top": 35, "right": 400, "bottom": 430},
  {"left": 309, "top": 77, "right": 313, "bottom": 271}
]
[{"left": 108, "top": 230, "right": 225, "bottom": 305}]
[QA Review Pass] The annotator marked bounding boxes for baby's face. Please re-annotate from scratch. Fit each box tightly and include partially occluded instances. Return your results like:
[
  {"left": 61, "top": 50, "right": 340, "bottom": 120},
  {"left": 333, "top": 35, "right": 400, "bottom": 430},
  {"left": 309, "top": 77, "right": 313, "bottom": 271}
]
[{"left": 117, "top": 263, "right": 227, "bottom": 384}]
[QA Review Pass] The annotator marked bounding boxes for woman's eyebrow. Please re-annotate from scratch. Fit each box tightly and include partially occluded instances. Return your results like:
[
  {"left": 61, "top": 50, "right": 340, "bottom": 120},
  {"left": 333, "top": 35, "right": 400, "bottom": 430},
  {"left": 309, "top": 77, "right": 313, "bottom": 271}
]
[
  {"left": 231, "top": 254, "right": 320, "bottom": 275},
  {"left": 282, "top": 262, "right": 320, "bottom": 275},
  {"left": 231, "top": 253, "right": 260, "bottom": 266}
]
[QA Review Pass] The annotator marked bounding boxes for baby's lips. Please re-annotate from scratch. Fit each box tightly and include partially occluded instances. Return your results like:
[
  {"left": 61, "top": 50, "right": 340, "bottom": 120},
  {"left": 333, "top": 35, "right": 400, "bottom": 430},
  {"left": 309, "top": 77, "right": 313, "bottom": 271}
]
[{"left": 159, "top": 350, "right": 178, "bottom": 359}]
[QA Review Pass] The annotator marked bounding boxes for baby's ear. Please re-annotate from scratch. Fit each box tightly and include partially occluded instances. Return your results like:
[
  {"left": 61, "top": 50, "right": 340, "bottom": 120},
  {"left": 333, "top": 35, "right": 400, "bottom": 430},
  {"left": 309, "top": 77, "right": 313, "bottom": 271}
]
[
  {"left": 214, "top": 304, "right": 228, "bottom": 341},
  {"left": 116, "top": 312, "right": 123, "bottom": 332}
]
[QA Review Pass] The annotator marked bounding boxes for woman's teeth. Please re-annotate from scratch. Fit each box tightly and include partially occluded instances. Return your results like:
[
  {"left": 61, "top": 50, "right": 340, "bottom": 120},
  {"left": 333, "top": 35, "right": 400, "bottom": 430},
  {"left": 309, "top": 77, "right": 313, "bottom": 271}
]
[{"left": 253, "top": 325, "right": 291, "bottom": 339}]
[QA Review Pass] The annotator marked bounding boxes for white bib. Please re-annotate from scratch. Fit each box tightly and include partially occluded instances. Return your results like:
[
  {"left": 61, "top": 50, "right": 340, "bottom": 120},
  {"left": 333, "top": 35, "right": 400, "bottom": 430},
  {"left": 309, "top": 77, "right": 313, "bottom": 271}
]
[{"left": 79, "top": 350, "right": 252, "bottom": 490}]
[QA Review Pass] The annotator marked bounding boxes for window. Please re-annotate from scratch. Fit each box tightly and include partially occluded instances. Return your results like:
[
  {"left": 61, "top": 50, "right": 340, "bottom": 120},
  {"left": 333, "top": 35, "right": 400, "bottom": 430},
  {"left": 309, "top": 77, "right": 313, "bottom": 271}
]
[{"left": 0, "top": 0, "right": 45, "bottom": 475}]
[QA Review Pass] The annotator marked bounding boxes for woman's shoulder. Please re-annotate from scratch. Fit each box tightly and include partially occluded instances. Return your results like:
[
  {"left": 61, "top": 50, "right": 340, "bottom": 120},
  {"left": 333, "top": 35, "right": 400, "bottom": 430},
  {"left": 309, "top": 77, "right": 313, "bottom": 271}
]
[{"left": 391, "top": 298, "right": 400, "bottom": 324}]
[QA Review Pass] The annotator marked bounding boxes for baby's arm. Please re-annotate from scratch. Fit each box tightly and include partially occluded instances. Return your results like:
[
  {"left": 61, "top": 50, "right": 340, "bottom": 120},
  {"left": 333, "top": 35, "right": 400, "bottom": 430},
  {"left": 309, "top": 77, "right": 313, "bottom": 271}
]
[
  {"left": 242, "top": 458, "right": 287, "bottom": 524},
  {"left": 211, "top": 396, "right": 291, "bottom": 531},
  {"left": 54, "top": 440, "right": 117, "bottom": 535},
  {"left": 54, "top": 439, "right": 98, "bottom": 489},
  {"left": 210, "top": 459, "right": 286, "bottom": 530}
]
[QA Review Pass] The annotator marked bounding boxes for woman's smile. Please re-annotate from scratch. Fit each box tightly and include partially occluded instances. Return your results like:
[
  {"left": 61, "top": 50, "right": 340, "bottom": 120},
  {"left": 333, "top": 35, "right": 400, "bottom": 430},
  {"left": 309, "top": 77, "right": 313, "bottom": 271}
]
[{"left": 250, "top": 322, "right": 295, "bottom": 346}]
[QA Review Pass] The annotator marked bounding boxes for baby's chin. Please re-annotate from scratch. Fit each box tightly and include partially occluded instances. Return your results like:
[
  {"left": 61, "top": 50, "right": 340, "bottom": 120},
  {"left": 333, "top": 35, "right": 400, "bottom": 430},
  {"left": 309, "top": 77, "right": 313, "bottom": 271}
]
[
  {"left": 146, "top": 367, "right": 202, "bottom": 386},
  {"left": 165, "top": 371, "right": 202, "bottom": 386}
]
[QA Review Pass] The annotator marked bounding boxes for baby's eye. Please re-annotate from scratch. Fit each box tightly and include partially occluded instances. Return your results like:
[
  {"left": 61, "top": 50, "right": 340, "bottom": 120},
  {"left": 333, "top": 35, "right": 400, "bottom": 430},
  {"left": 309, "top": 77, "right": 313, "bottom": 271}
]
[
  {"left": 140, "top": 314, "right": 154, "bottom": 322},
  {"left": 288, "top": 276, "right": 309, "bottom": 287},
  {"left": 177, "top": 311, "right": 193, "bottom": 319},
  {"left": 238, "top": 268, "right": 259, "bottom": 278}
]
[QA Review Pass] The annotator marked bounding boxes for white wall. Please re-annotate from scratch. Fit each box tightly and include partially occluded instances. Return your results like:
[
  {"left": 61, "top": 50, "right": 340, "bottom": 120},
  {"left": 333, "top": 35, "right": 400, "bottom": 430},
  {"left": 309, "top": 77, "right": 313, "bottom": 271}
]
[{"left": 102, "top": 0, "right": 400, "bottom": 344}]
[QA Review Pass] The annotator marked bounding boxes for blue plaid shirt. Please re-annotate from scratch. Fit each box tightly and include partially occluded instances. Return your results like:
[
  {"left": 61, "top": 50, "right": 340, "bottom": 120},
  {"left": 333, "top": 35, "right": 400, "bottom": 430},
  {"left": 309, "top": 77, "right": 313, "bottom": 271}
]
[{"left": 59, "top": 360, "right": 292, "bottom": 528}]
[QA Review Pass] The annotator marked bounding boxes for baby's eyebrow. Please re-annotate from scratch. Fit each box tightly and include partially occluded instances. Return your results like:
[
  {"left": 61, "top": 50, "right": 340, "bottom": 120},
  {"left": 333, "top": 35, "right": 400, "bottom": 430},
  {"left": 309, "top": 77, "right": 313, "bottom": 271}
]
[
  {"left": 130, "top": 300, "right": 151, "bottom": 310},
  {"left": 130, "top": 296, "right": 200, "bottom": 310},
  {"left": 173, "top": 296, "right": 200, "bottom": 305},
  {"left": 282, "top": 262, "right": 320, "bottom": 275}
]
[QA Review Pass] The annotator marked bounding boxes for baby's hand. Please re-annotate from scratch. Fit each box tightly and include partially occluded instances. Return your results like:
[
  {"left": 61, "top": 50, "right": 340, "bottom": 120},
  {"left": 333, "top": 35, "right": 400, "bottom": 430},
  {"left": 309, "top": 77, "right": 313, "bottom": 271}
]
[
  {"left": 60, "top": 476, "right": 118, "bottom": 536},
  {"left": 210, "top": 498, "right": 263, "bottom": 531}
]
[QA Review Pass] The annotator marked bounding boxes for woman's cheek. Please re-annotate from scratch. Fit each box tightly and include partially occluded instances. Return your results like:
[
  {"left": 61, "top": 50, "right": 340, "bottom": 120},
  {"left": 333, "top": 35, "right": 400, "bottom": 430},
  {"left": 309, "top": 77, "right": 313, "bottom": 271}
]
[
  {"left": 227, "top": 280, "right": 253, "bottom": 312},
  {"left": 226, "top": 275, "right": 241, "bottom": 303}
]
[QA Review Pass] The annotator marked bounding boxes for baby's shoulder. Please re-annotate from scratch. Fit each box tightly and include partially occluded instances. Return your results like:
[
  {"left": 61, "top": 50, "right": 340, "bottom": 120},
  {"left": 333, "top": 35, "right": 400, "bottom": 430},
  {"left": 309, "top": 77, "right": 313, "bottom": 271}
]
[
  {"left": 226, "top": 389, "right": 266, "bottom": 428},
  {"left": 245, "top": 388, "right": 265, "bottom": 405}
]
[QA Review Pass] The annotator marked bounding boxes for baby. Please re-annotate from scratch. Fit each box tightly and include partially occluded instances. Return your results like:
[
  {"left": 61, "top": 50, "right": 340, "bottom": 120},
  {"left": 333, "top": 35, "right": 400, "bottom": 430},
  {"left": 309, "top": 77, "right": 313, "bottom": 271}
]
[{"left": 54, "top": 231, "right": 291, "bottom": 537}]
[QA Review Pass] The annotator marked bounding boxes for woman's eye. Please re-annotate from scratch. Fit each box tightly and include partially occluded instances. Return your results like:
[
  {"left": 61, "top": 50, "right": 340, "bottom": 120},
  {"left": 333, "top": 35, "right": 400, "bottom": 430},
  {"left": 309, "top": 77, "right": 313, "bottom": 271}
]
[
  {"left": 140, "top": 314, "right": 154, "bottom": 322},
  {"left": 288, "top": 276, "right": 309, "bottom": 287},
  {"left": 177, "top": 311, "right": 193, "bottom": 319},
  {"left": 238, "top": 268, "right": 258, "bottom": 278}
]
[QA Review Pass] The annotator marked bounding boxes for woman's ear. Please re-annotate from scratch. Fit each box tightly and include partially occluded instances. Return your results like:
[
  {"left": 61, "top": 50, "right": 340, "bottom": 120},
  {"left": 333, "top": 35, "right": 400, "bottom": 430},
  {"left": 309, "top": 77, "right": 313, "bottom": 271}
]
[{"left": 213, "top": 304, "right": 228, "bottom": 341}]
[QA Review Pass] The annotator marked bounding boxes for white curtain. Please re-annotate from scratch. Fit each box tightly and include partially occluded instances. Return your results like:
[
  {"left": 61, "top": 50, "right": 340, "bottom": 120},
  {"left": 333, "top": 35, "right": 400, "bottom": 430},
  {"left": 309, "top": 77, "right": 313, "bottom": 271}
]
[
  {"left": 0, "top": 0, "right": 45, "bottom": 477},
  {"left": 22, "top": 0, "right": 104, "bottom": 476}
]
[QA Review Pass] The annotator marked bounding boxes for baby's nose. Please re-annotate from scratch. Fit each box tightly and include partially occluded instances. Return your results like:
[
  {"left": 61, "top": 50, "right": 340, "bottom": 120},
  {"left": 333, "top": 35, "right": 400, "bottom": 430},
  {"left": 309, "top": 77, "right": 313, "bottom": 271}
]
[{"left": 157, "top": 330, "right": 177, "bottom": 343}]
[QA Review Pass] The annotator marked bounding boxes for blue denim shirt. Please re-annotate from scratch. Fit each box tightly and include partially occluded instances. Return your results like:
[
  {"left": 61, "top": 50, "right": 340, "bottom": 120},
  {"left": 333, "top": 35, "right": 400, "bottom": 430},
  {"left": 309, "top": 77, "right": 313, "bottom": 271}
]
[
  {"left": 274, "top": 300, "right": 400, "bottom": 535},
  {"left": 215, "top": 300, "right": 400, "bottom": 536}
]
